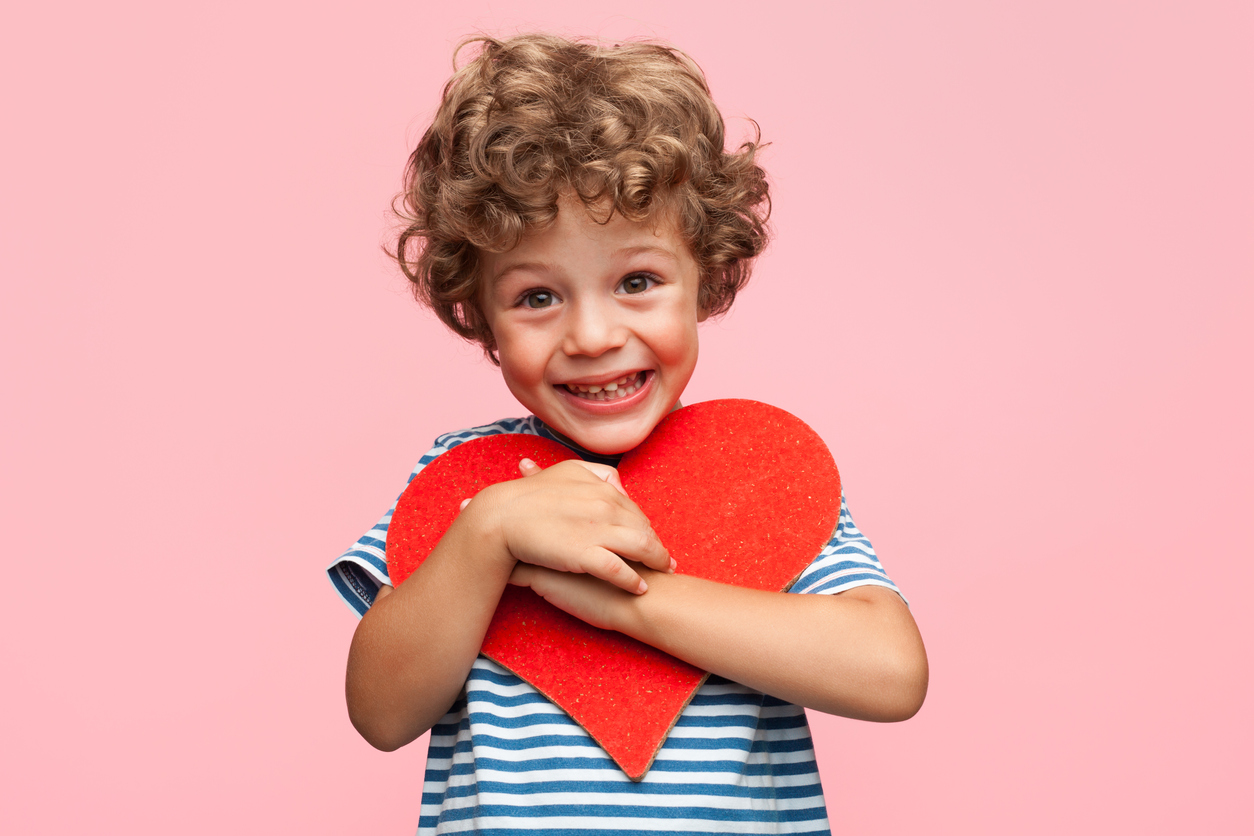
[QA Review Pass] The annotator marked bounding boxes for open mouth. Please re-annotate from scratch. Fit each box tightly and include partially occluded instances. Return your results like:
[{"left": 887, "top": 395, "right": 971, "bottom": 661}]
[{"left": 562, "top": 371, "right": 648, "bottom": 402}]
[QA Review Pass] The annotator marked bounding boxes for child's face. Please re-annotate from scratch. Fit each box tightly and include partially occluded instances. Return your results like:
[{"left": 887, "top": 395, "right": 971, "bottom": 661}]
[{"left": 479, "top": 198, "right": 706, "bottom": 455}]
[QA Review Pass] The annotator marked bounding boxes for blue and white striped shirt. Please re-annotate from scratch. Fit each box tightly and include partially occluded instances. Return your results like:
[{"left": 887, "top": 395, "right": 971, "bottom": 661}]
[{"left": 328, "top": 416, "right": 901, "bottom": 835}]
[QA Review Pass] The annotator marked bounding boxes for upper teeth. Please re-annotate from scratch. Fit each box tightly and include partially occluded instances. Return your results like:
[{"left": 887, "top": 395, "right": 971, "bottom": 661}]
[{"left": 566, "top": 373, "right": 643, "bottom": 399}]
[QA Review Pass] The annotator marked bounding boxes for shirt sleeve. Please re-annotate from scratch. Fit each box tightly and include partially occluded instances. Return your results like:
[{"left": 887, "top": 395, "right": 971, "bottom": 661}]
[
  {"left": 325, "top": 418, "right": 539, "bottom": 618},
  {"left": 325, "top": 436, "right": 457, "bottom": 618},
  {"left": 788, "top": 492, "right": 905, "bottom": 602}
]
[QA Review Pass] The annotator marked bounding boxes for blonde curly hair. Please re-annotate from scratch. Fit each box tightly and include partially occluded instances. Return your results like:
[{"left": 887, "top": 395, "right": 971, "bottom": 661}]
[{"left": 395, "top": 34, "right": 771, "bottom": 363}]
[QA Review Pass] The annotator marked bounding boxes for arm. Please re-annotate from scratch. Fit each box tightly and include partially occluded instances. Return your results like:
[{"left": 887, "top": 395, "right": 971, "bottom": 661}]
[
  {"left": 345, "top": 460, "right": 671, "bottom": 751},
  {"left": 510, "top": 561, "right": 928, "bottom": 723},
  {"left": 344, "top": 503, "right": 514, "bottom": 751}
]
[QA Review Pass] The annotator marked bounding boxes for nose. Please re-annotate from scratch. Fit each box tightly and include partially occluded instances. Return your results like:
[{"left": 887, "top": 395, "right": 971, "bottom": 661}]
[{"left": 562, "top": 298, "right": 628, "bottom": 358}]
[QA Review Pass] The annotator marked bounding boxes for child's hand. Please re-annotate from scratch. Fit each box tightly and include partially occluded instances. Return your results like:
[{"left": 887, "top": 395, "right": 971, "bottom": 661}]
[
  {"left": 475, "top": 457, "right": 672, "bottom": 595},
  {"left": 507, "top": 561, "right": 649, "bottom": 631}
]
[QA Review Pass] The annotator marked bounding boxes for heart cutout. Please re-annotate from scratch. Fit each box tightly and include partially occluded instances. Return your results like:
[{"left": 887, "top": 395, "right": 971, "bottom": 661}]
[{"left": 385, "top": 400, "right": 841, "bottom": 779}]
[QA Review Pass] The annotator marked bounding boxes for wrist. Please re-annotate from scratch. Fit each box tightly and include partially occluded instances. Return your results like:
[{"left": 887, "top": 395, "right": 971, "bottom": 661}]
[
  {"left": 446, "top": 483, "right": 518, "bottom": 577},
  {"left": 616, "top": 566, "right": 677, "bottom": 641}
]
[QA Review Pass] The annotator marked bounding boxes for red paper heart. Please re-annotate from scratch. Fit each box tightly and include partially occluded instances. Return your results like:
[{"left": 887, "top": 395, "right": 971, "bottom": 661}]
[{"left": 385, "top": 400, "right": 841, "bottom": 779}]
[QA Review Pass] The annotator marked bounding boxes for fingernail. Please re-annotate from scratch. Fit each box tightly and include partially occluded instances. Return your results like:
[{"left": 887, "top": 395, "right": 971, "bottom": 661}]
[
  {"left": 668, "top": 557, "right": 677, "bottom": 573},
  {"left": 520, "top": 458, "right": 535, "bottom": 470},
  {"left": 460, "top": 498, "right": 472, "bottom": 510},
  {"left": 637, "top": 579, "right": 649, "bottom": 594}
]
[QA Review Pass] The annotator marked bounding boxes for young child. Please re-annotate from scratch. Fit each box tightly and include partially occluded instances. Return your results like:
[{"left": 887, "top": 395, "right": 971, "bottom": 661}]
[{"left": 328, "top": 34, "right": 927, "bottom": 834}]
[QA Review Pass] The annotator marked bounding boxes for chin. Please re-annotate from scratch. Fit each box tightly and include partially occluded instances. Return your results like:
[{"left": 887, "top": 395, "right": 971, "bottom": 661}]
[
  {"left": 554, "top": 416, "right": 661, "bottom": 456},
  {"left": 569, "top": 429, "right": 648, "bottom": 456}
]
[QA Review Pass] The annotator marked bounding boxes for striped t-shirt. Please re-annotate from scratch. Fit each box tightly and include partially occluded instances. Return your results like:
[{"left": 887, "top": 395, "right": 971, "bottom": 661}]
[{"left": 328, "top": 416, "right": 901, "bottom": 835}]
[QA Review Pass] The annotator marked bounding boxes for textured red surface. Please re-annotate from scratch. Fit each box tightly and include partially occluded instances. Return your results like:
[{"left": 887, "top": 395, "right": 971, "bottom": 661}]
[
  {"left": 385, "top": 400, "right": 841, "bottom": 779},
  {"left": 385, "top": 434, "right": 578, "bottom": 588},
  {"left": 621, "top": 400, "right": 842, "bottom": 594}
]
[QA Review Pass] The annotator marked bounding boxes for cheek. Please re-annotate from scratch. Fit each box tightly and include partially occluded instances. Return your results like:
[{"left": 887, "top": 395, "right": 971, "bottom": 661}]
[
  {"left": 652, "top": 313, "right": 700, "bottom": 368},
  {"left": 495, "top": 330, "right": 550, "bottom": 386}
]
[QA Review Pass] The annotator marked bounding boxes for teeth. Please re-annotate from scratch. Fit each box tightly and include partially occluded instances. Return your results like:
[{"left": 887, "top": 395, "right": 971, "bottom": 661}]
[{"left": 565, "top": 373, "right": 645, "bottom": 401}]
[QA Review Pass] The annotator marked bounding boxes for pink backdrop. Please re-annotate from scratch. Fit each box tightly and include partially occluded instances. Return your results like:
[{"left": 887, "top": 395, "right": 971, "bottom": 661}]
[{"left": 3, "top": 1, "right": 1250, "bottom": 833}]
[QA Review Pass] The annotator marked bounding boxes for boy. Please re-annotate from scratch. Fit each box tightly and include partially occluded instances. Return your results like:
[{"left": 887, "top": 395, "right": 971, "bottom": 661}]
[{"left": 329, "top": 34, "right": 926, "bottom": 834}]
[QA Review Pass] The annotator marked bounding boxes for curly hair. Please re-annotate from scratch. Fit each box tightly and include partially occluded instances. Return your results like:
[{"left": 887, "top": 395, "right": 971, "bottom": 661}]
[{"left": 395, "top": 34, "right": 771, "bottom": 363}]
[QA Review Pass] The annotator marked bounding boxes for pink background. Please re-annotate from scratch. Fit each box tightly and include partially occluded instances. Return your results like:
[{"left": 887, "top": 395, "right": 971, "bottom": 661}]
[{"left": 3, "top": 1, "right": 1250, "bottom": 833}]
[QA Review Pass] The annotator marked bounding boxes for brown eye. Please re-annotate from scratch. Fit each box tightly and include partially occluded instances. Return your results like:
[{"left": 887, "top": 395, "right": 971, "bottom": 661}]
[
  {"left": 523, "top": 290, "right": 554, "bottom": 308},
  {"left": 619, "top": 273, "right": 657, "bottom": 294}
]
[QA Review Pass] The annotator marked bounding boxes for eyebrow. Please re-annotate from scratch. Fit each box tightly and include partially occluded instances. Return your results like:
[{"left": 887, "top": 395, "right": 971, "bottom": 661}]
[
  {"left": 618, "top": 245, "right": 682, "bottom": 264},
  {"left": 490, "top": 245, "right": 681, "bottom": 283},
  {"left": 489, "top": 261, "right": 551, "bottom": 283}
]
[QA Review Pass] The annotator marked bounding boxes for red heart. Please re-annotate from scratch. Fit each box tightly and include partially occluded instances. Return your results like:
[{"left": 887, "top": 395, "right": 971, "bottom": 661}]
[{"left": 385, "top": 400, "right": 841, "bottom": 780}]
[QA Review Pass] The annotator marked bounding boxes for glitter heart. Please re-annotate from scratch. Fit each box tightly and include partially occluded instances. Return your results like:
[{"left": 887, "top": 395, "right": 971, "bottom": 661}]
[{"left": 386, "top": 400, "right": 841, "bottom": 779}]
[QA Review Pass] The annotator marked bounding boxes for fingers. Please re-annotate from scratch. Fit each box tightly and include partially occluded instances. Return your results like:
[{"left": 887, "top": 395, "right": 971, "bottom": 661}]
[
  {"left": 507, "top": 562, "right": 535, "bottom": 587},
  {"left": 514, "top": 550, "right": 646, "bottom": 595},
  {"left": 605, "top": 522, "right": 672, "bottom": 574},
  {"left": 577, "top": 462, "right": 628, "bottom": 496},
  {"left": 509, "top": 560, "right": 638, "bottom": 632},
  {"left": 519, "top": 458, "right": 628, "bottom": 496},
  {"left": 502, "top": 456, "right": 671, "bottom": 584},
  {"left": 582, "top": 546, "right": 648, "bottom": 594},
  {"left": 516, "top": 459, "right": 658, "bottom": 555}
]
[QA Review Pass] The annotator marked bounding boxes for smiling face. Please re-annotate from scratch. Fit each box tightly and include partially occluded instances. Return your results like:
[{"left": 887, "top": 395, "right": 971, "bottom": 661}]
[{"left": 479, "top": 199, "right": 706, "bottom": 455}]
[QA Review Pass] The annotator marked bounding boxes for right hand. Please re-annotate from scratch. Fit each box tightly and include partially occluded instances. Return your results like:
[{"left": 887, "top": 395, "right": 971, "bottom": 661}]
[{"left": 470, "top": 457, "right": 671, "bottom": 594}]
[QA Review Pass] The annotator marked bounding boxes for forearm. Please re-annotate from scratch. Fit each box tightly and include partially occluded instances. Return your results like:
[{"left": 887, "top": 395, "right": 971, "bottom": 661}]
[
  {"left": 345, "top": 509, "right": 514, "bottom": 751},
  {"left": 620, "top": 573, "right": 928, "bottom": 721},
  {"left": 345, "top": 461, "right": 672, "bottom": 751}
]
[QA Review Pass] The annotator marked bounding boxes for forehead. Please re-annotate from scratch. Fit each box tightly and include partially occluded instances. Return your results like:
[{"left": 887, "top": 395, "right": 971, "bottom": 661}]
[{"left": 481, "top": 199, "right": 691, "bottom": 286}]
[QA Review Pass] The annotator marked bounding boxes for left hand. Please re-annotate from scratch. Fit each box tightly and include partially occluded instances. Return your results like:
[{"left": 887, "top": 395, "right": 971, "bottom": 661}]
[{"left": 497, "top": 455, "right": 667, "bottom": 631}]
